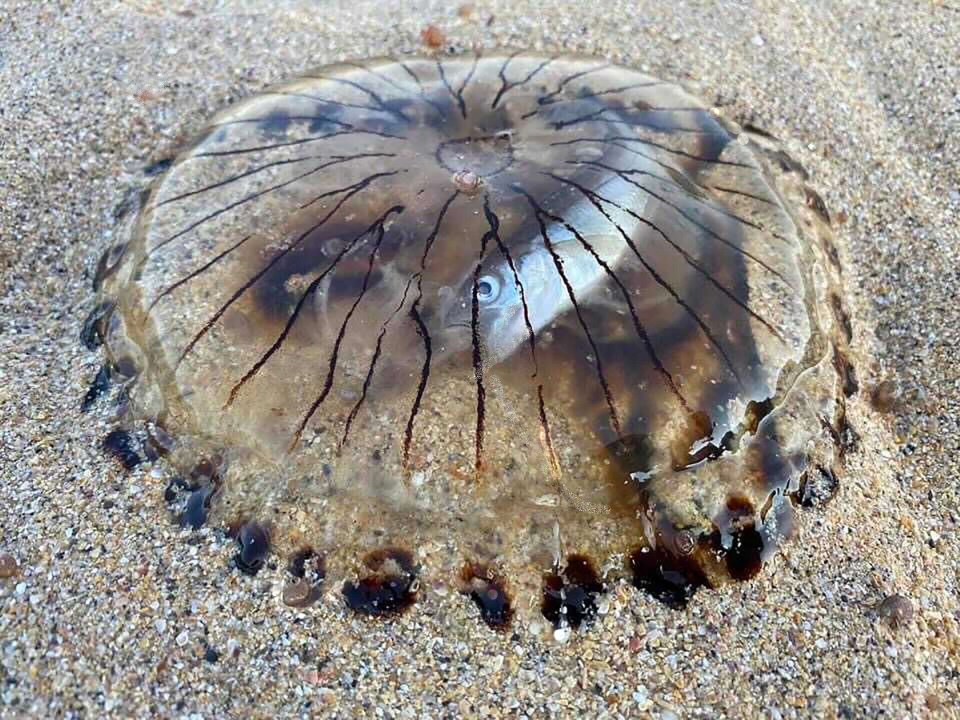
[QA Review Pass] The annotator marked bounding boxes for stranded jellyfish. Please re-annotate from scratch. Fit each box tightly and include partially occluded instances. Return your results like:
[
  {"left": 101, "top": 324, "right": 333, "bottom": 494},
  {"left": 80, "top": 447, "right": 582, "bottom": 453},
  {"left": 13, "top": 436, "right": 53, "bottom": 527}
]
[{"left": 88, "top": 52, "right": 854, "bottom": 626}]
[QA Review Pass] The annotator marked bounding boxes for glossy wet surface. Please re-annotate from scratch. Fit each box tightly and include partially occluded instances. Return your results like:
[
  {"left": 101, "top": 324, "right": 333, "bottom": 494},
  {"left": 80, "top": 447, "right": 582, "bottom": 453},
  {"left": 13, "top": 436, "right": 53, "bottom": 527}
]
[{"left": 92, "top": 52, "right": 848, "bottom": 620}]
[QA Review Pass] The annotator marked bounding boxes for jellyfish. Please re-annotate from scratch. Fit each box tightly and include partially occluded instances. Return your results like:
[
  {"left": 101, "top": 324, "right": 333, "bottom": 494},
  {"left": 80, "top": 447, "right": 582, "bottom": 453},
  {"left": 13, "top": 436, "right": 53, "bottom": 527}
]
[{"left": 87, "top": 52, "right": 853, "bottom": 627}]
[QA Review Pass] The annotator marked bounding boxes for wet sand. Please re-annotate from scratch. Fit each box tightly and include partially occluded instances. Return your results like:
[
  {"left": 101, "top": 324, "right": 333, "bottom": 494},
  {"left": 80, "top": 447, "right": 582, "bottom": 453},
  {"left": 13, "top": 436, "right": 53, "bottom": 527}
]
[{"left": 1, "top": 1, "right": 958, "bottom": 717}]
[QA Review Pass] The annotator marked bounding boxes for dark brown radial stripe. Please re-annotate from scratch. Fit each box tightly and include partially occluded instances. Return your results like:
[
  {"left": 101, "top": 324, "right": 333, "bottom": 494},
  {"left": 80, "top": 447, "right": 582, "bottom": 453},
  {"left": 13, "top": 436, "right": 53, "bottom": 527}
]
[
  {"left": 206, "top": 113, "right": 355, "bottom": 129},
  {"left": 149, "top": 160, "right": 341, "bottom": 256},
  {"left": 534, "top": 62, "right": 610, "bottom": 106},
  {"left": 482, "top": 197, "right": 537, "bottom": 370},
  {"left": 546, "top": 172, "right": 744, "bottom": 387},
  {"left": 550, "top": 135, "right": 754, "bottom": 168},
  {"left": 149, "top": 156, "right": 401, "bottom": 257},
  {"left": 576, "top": 151, "right": 793, "bottom": 245},
  {"left": 470, "top": 223, "right": 495, "bottom": 472},
  {"left": 403, "top": 191, "right": 460, "bottom": 467},
  {"left": 533, "top": 80, "right": 667, "bottom": 109},
  {"left": 436, "top": 59, "right": 467, "bottom": 118},
  {"left": 174, "top": 172, "right": 402, "bottom": 368},
  {"left": 299, "top": 74, "right": 409, "bottom": 119},
  {"left": 338, "top": 274, "right": 418, "bottom": 452},
  {"left": 158, "top": 152, "right": 397, "bottom": 208},
  {"left": 226, "top": 206, "right": 403, "bottom": 407},
  {"left": 553, "top": 110, "right": 729, "bottom": 134},
  {"left": 149, "top": 233, "right": 253, "bottom": 312},
  {"left": 488, "top": 50, "right": 523, "bottom": 109},
  {"left": 456, "top": 53, "right": 481, "bottom": 118},
  {"left": 514, "top": 185, "right": 624, "bottom": 438},
  {"left": 192, "top": 125, "right": 406, "bottom": 159},
  {"left": 291, "top": 207, "right": 403, "bottom": 448},
  {"left": 708, "top": 183, "right": 779, "bottom": 206},
  {"left": 491, "top": 54, "right": 555, "bottom": 109},
  {"left": 583, "top": 180, "right": 787, "bottom": 344},
  {"left": 482, "top": 195, "right": 561, "bottom": 473},
  {"left": 529, "top": 186, "right": 691, "bottom": 413},
  {"left": 395, "top": 59, "right": 448, "bottom": 118},
  {"left": 578, "top": 159, "right": 795, "bottom": 295},
  {"left": 342, "top": 60, "right": 420, "bottom": 99}
]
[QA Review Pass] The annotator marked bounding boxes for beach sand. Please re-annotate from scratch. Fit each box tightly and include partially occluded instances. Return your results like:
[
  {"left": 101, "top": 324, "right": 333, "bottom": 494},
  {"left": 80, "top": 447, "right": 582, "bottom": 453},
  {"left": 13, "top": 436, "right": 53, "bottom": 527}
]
[{"left": 1, "top": 1, "right": 958, "bottom": 717}]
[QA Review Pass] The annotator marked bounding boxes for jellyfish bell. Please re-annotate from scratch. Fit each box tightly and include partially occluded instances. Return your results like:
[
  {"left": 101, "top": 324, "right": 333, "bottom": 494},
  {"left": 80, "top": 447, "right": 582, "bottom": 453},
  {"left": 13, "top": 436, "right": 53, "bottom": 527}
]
[{"left": 88, "top": 51, "right": 852, "bottom": 626}]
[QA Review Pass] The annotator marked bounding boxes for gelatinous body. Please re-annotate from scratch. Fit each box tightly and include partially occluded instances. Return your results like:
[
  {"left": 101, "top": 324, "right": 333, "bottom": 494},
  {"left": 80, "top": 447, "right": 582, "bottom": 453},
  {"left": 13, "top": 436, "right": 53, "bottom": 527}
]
[{"left": 92, "top": 52, "right": 850, "bottom": 621}]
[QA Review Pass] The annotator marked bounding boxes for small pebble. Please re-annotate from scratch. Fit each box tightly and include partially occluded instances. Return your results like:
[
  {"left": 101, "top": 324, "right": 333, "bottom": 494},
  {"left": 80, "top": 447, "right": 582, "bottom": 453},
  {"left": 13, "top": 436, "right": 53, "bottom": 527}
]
[
  {"left": 282, "top": 578, "right": 315, "bottom": 608},
  {"left": 875, "top": 594, "right": 913, "bottom": 627},
  {"left": 0, "top": 553, "right": 20, "bottom": 578},
  {"left": 420, "top": 24, "right": 444, "bottom": 49},
  {"left": 869, "top": 379, "right": 900, "bottom": 413}
]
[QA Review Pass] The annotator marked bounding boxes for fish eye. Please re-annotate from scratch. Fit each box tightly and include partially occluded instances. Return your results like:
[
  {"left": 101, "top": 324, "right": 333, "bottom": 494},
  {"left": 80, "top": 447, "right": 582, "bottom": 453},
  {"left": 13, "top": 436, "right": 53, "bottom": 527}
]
[{"left": 476, "top": 275, "right": 500, "bottom": 303}]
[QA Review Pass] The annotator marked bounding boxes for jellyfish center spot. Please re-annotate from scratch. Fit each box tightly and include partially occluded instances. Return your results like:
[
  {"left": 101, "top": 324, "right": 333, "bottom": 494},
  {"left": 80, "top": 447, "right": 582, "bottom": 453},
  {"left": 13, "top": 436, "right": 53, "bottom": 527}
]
[{"left": 436, "top": 133, "right": 514, "bottom": 179}]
